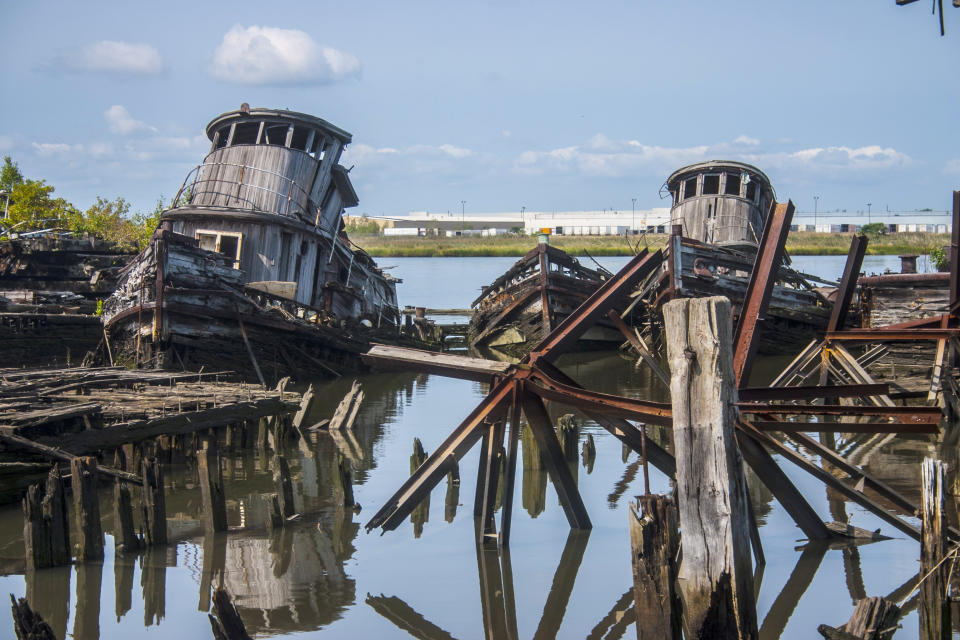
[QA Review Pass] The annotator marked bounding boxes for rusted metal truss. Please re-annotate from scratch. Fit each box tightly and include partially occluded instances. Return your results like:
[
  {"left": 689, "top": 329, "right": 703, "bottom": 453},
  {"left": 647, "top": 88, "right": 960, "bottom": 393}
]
[{"left": 366, "top": 194, "right": 960, "bottom": 546}]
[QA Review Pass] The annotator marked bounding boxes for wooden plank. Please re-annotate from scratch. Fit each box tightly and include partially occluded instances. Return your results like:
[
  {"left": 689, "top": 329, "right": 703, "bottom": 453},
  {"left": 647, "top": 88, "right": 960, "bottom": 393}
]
[{"left": 363, "top": 344, "right": 511, "bottom": 382}]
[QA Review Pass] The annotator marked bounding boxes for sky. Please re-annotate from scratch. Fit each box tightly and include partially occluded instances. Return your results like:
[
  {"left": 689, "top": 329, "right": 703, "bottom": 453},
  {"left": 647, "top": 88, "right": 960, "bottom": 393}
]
[{"left": 1, "top": 1, "right": 958, "bottom": 220}]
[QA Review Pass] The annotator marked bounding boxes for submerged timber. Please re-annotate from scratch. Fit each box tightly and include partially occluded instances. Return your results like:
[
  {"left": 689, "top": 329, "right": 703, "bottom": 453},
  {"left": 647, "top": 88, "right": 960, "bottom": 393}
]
[{"left": 103, "top": 105, "right": 402, "bottom": 381}]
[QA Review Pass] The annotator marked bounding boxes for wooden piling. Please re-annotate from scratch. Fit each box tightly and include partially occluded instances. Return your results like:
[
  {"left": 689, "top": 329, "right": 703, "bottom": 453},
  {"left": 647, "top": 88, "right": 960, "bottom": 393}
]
[
  {"left": 141, "top": 457, "right": 167, "bottom": 547},
  {"left": 43, "top": 467, "right": 69, "bottom": 567},
  {"left": 10, "top": 594, "right": 57, "bottom": 640},
  {"left": 818, "top": 596, "right": 900, "bottom": 640},
  {"left": 70, "top": 456, "right": 104, "bottom": 561},
  {"left": 198, "top": 446, "right": 228, "bottom": 533},
  {"left": 410, "top": 438, "right": 429, "bottom": 538},
  {"left": 272, "top": 454, "right": 295, "bottom": 519},
  {"left": 113, "top": 480, "right": 142, "bottom": 553},
  {"left": 333, "top": 452, "right": 355, "bottom": 508},
  {"left": 581, "top": 433, "right": 596, "bottom": 473},
  {"left": 445, "top": 460, "right": 460, "bottom": 523},
  {"left": 292, "top": 383, "right": 316, "bottom": 432},
  {"left": 663, "top": 296, "right": 757, "bottom": 639},
  {"left": 23, "top": 484, "right": 50, "bottom": 570},
  {"left": 920, "top": 457, "right": 951, "bottom": 640},
  {"left": 208, "top": 587, "right": 252, "bottom": 640},
  {"left": 629, "top": 494, "right": 682, "bottom": 640}
]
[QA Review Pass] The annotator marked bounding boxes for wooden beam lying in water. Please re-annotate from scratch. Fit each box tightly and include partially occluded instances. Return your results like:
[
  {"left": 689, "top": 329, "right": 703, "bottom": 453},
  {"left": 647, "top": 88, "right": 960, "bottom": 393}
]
[{"left": 363, "top": 344, "right": 512, "bottom": 382}]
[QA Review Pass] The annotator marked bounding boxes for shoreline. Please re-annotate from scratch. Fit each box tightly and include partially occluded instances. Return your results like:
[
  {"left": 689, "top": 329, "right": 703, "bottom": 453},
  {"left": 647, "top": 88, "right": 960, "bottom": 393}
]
[{"left": 349, "top": 232, "right": 950, "bottom": 258}]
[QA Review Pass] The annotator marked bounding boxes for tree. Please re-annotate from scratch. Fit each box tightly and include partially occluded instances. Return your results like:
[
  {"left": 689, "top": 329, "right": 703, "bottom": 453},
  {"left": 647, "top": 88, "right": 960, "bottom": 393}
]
[
  {"left": 131, "top": 197, "right": 166, "bottom": 249},
  {"left": 4, "top": 179, "right": 77, "bottom": 231},
  {"left": 0, "top": 156, "right": 23, "bottom": 193},
  {"left": 860, "top": 222, "right": 886, "bottom": 237}
]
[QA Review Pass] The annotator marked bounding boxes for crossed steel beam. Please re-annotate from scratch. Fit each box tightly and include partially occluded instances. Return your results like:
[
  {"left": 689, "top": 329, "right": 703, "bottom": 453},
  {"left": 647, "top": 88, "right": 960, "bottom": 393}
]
[{"left": 365, "top": 195, "right": 958, "bottom": 547}]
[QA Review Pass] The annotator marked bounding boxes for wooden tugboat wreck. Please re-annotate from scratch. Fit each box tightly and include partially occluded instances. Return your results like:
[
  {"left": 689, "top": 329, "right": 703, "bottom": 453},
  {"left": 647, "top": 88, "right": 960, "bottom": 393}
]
[
  {"left": 628, "top": 161, "right": 833, "bottom": 356},
  {"left": 103, "top": 104, "right": 400, "bottom": 382},
  {"left": 467, "top": 240, "right": 617, "bottom": 359}
]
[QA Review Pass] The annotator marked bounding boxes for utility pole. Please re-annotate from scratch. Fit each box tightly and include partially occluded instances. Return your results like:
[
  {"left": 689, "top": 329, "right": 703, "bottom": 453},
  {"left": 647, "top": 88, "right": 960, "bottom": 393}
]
[
  {"left": 867, "top": 202, "right": 872, "bottom": 225},
  {"left": 813, "top": 195, "right": 819, "bottom": 231},
  {"left": 461, "top": 200, "right": 466, "bottom": 232},
  {"left": 521, "top": 206, "right": 525, "bottom": 234},
  {"left": 632, "top": 198, "right": 637, "bottom": 235}
]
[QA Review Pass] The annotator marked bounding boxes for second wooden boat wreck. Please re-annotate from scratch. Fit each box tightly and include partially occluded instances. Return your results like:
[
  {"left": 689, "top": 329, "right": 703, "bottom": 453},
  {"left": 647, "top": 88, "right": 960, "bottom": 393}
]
[
  {"left": 468, "top": 241, "right": 617, "bottom": 359},
  {"left": 629, "top": 161, "right": 832, "bottom": 356},
  {"left": 103, "top": 104, "right": 402, "bottom": 381}
]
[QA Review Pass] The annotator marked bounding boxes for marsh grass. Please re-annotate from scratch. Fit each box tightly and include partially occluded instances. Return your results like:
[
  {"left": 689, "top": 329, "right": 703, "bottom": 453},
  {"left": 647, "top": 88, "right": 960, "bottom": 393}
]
[{"left": 349, "top": 232, "right": 950, "bottom": 258}]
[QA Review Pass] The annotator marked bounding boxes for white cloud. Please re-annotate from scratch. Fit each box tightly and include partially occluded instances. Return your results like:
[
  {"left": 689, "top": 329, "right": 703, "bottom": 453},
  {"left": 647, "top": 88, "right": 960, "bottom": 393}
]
[
  {"left": 32, "top": 142, "right": 82, "bottom": 157},
  {"left": 513, "top": 136, "right": 911, "bottom": 178},
  {"left": 210, "top": 25, "right": 360, "bottom": 85},
  {"left": 104, "top": 105, "right": 156, "bottom": 135},
  {"left": 56, "top": 41, "right": 163, "bottom": 75},
  {"left": 942, "top": 159, "right": 960, "bottom": 175},
  {"left": 343, "top": 142, "right": 477, "bottom": 171}
]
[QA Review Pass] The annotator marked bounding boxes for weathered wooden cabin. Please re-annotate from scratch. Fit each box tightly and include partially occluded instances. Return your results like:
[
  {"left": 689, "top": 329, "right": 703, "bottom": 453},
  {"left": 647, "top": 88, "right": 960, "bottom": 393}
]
[
  {"left": 103, "top": 105, "right": 400, "bottom": 380},
  {"left": 630, "top": 161, "right": 831, "bottom": 355}
]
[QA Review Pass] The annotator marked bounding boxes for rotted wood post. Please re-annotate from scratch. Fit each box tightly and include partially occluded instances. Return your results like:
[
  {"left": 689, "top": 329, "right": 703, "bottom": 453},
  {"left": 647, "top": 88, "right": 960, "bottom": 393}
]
[
  {"left": 10, "top": 595, "right": 57, "bottom": 640},
  {"left": 411, "top": 438, "right": 430, "bottom": 538},
  {"left": 920, "top": 458, "right": 951, "bottom": 640},
  {"left": 113, "top": 480, "right": 142, "bottom": 553},
  {"left": 71, "top": 456, "right": 104, "bottom": 561},
  {"left": 44, "top": 467, "right": 69, "bottom": 566},
  {"left": 272, "top": 454, "right": 295, "bottom": 519},
  {"left": 209, "top": 587, "right": 252, "bottom": 640},
  {"left": 332, "top": 452, "right": 355, "bottom": 508},
  {"left": 629, "top": 494, "right": 682, "bottom": 640},
  {"left": 23, "top": 483, "right": 50, "bottom": 570},
  {"left": 198, "top": 446, "right": 228, "bottom": 533},
  {"left": 141, "top": 457, "right": 167, "bottom": 547},
  {"left": 663, "top": 296, "right": 758, "bottom": 639}
]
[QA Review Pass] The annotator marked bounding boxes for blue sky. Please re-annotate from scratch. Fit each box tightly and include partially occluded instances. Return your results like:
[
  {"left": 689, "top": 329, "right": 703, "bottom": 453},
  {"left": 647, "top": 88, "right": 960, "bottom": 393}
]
[{"left": 1, "top": 1, "right": 957, "bottom": 219}]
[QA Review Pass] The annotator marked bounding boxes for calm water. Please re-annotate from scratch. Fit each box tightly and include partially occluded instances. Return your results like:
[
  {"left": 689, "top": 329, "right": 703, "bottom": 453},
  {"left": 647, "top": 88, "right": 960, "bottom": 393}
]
[{"left": 0, "top": 253, "right": 943, "bottom": 639}]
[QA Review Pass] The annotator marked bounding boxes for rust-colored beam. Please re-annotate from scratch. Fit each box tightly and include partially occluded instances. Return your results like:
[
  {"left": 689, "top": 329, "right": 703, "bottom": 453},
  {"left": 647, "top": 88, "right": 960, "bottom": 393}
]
[
  {"left": 951, "top": 190, "right": 960, "bottom": 310},
  {"left": 526, "top": 366, "right": 672, "bottom": 425},
  {"left": 498, "top": 391, "right": 522, "bottom": 549},
  {"left": 738, "top": 402, "right": 941, "bottom": 421},
  {"left": 530, "top": 249, "right": 661, "bottom": 363},
  {"left": 749, "top": 421, "right": 939, "bottom": 434},
  {"left": 738, "top": 383, "right": 890, "bottom": 402},
  {"left": 825, "top": 329, "right": 960, "bottom": 341},
  {"left": 733, "top": 201, "right": 795, "bottom": 385},
  {"left": 827, "top": 235, "right": 868, "bottom": 333},
  {"left": 365, "top": 378, "right": 515, "bottom": 533}
]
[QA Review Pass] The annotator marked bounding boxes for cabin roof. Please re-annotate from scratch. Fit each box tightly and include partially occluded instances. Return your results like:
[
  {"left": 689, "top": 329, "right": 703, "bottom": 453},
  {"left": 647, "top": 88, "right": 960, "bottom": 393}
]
[
  {"left": 331, "top": 164, "right": 359, "bottom": 208},
  {"left": 205, "top": 107, "right": 353, "bottom": 144},
  {"left": 666, "top": 160, "right": 772, "bottom": 188}
]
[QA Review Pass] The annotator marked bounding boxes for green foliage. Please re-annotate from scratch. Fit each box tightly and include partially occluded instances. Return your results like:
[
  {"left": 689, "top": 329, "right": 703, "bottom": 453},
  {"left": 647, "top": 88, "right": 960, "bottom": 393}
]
[
  {"left": 345, "top": 215, "right": 380, "bottom": 234},
  {"left": 0, "top": 156, "right": 23, "bottom": 193},
  {"left": 95, "top": 299, "right": 104, "bottom": 317},
  {"left": 929, "top": 246, "right": 949, "bottom": 272},
  {"left": 4, "top": 179, "right": 77, "bottom": 231},
  {"left": 860, "top": 222, "right": 886, "bottom": 236},
  {"left": 131, "top": 197, "right": 166, "bottom": 249}
]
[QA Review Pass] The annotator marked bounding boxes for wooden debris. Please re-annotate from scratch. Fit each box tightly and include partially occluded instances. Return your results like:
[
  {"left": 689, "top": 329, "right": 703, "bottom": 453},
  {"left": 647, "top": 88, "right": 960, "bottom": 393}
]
[
  {"left": 445, "top": 460, "right": 460, "bottom": 523},
  {"left": 267, "top": 495, "right": 283, "bottom": 533},
  {"left": 581, "top": 433, "right": 596, "bottom": 473},
  {"left": 629, "top": 495, "right": 682, "bottom": 640},
  {"left": 824, "top": 521, "right": 891, "bottom": 542},
  {"left": 71, "top": 456, "right": 103, "bottom": 561},
  {"left": 141, "top": 457, "right": 167, "bottom": 547},
  {"left": 198, "top": 447, "right": 228, "bottom": 533},
  {"left": 663, "top": 296, "right": 757, "bottom": 639},
  {"left": 272, "top": 454, "right": 295, "bottom": 519},
  {"left": 10, "top": 594, "right": 57, "bottom": 640},
  {"left": 329, "top": 380, "right": 364, "bottom": 430},
  {"left": 818, "top": 596, "right": 900, "bottom": 640},
  {"left": 208, "top": 587, "right": 251, "bottom": 640},
  {"left": 333, "top": 452, "right": 355, "bottom": 508},
  {"left": 920, "top": 458, "right": 951, "bottom": 639},
  {"left": 291, "top": 383, "right": 316, "bottom": 431},
  {"left": 0, "top": 432, "right": 140, "bottom": 483},
  {"left": 43, "top": 467, "right": 69, "bottom": 566}
]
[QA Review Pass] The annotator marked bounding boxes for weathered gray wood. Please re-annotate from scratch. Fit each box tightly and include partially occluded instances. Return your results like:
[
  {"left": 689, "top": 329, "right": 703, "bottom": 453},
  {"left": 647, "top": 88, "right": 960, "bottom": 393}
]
[
  {"left": 44, "top": 467, "right": 69, "bottom": 567},
  {"left": 141, "top": 457, "right": 167, "bottom": 546},
  {"left": 71, "top": 456, "right": 104, "bottom": 560},
  {"left": 23, "top": 483, "right": 50, "bottom": 570},
  {"left": 333, "top": 452, "right": 355, "bottom": 508},
  {"left": 630, "top": 494, "right": 682, "bottom": 640},
  {"left": 113, "top": 480, "right": 142, "bottom": 553},
  {"left": 0, "top": 432, "right": 140, "bottom": 483},
  {"left": 291, "top": 383, "right": 316, "bottom": 430},
  {"left": 10, "top": 594, "right": 56, "bottom": 640},
  {"left": 198, "top": 447, "right": 228, "bottom": 533},
  {"left": 272, "top": 454, "right": 295, "bottom": 519},
  {"left": 329, "top": 380, "right": 364, "bottom": 430},
  {"left": 818, "top": 596, "right": 901, "bottom": 640},
  {"left": 920, "top": 458, "right": 951, "bottom": 640},
  {"left": 663, "top": 296, "right": 757, "bottom": 639}
]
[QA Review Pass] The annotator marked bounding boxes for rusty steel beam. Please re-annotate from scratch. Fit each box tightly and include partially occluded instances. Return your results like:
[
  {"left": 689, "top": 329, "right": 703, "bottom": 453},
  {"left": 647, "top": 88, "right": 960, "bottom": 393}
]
[
  {"left": 498, "top": 391, "right": 522, "bottom": 549},
  {"left": 733, "top": 201, "right": 795, "bottom": 385},
  {"left": 526, "top": 366, "right": 672, "bottom": 425},
  {"left": 738, "top": 403, "right": 941, "bottom": 421},
  {"left": 827, "top": 235, "right": 868, "bottom": 333},
  {"left": 951, "top": 190, "right": 960, "bottom": 310},
  {"left": 749, "top": 421, "right": 939, "bottom": 434},
  {"left": 825, "top": 329, "right": 960, "bottom": 341},
  {"left": 365, "top": 378, "right": 515, "bottom": 533},
  {"left": 738, "top": 383, "right": 890, "bottom": 402},
  {"left": 529, "top": 248, "right": 661, "bottom": 363}
]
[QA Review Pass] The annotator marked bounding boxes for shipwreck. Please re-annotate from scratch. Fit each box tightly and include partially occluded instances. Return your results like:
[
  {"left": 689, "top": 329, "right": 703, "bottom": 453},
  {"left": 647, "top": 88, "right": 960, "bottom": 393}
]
[{"left": 103, "top": 104, "right": 401, "bottom": 381}]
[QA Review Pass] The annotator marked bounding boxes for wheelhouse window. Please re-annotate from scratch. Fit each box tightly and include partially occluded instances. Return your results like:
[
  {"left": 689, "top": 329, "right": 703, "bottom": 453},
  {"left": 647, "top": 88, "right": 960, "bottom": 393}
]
[
  {"left": 725, "top": 173, "right": 741, "bottom": 196},
  {"left": 745, "top": 180, "right": 758, "bottom": 202},
  {"left": 683, "top": 177, "right": 698, "bottom": 201},
  {"left": 702, "top": 174, "right": 720, "bottom": 195},
  {"left": 196, "top": 230, "right": 243, "bottom": 268},
  {"left": 232, "top": 122, "right": 259, "bottom": 145}
]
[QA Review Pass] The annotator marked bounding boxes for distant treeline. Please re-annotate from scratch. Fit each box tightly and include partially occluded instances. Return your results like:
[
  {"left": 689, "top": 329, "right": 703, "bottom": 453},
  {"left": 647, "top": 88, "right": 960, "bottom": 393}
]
[{"left": 0, "top": 155, "right": 169, "bottom": 250}]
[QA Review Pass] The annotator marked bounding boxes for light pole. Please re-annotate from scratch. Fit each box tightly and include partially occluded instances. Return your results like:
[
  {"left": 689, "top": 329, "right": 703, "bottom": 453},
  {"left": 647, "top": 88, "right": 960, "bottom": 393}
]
[
  {"left": 460, "top": 200, "right": 466, "bottom": 233},
  {"left": 813, "top": 195, "right": 819, "bottom": 231},
  {"left": 867, "top": 202, "right": 872, "bottom": 225},
  {"left": 631, "top": 198, "right": 636, "bottom": 235},
  {"left": 521, "top": 206, "right": 525, "bottom": 233}
]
